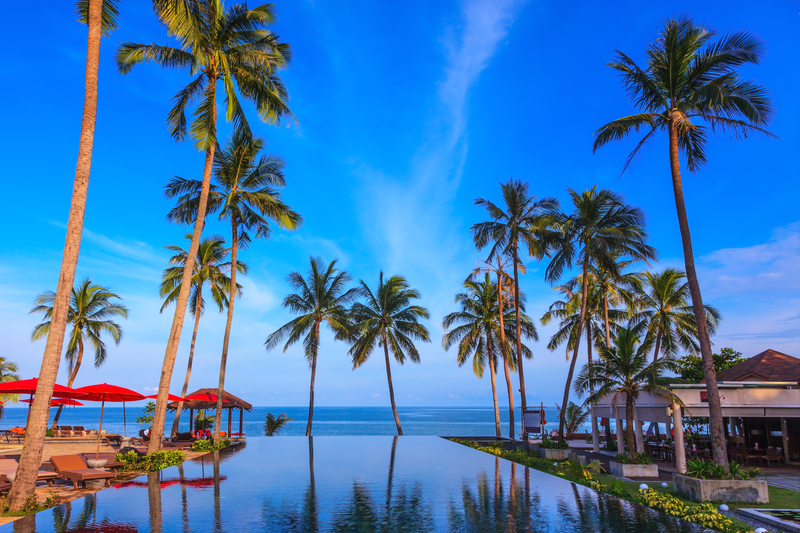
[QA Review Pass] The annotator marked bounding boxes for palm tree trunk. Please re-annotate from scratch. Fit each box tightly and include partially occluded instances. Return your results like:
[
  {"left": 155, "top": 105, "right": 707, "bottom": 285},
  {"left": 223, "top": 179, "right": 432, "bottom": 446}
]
[
  {"left": 171, "top": 293, "right": 203, "bottom": 438},
  {"left": 625, "top": 394, "right": 635, "bottom": 453},
  {"left": 486, "top": 332, "right": 501, "bottom": 437},
  {"left": 382, "top": 334, "right": 403, "bottom": 436},
  {"left": 668, "top": 120, "right": 727, "bottom": 467},
  {"left": 52, "top": 343, "right": 86, "bottom": 430},
  {"left": 603, "top": 289, "right": 611, "bottom": 348},
  {"left": 148, "top": 80, "right": 218, "bottom": 454},
  {"left": 653, "top": 328, "right": 662, "bottom": 363},
  {"left": 496, "top": 271, "right": 514, "bottom": 440},
  {"left": 558, "top": 258, "right": 590, "bottom": 442},
  {"left": 306, "top": 320, "right": 320, "bottom": 436},
  {"left": 214, "top": 220, "right": 238, "bottom": 439},
  {"left": 8, "top": 0, "right": 102, "bottom": 510},
  {"left": 511, "top": 248, "right": 528, "bottom": 418}
]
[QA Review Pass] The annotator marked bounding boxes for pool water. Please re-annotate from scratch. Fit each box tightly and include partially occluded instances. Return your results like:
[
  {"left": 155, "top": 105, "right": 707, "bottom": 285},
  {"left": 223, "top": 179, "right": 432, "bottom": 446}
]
[{"left": 5, "top": 437, "right": 708, "bottom": 532}]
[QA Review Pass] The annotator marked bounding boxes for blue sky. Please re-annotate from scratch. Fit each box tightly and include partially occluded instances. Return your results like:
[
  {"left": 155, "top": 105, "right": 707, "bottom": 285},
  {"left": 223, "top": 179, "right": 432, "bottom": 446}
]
[{"left": 1, "top": 1, "right": 798, "bottom": 410}]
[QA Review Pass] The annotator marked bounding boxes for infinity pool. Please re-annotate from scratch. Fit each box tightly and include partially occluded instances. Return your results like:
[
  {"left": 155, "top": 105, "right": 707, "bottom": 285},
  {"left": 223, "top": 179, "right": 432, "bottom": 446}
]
[{"left": 5, "top": 437, "right": 708, "bottom": 532}]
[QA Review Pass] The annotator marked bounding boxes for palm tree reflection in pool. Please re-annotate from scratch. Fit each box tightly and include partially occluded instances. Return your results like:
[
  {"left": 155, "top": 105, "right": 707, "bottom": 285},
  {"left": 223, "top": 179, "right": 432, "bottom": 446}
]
[{"left": 262, "top": 438, "right": 433, "bottom": 532}]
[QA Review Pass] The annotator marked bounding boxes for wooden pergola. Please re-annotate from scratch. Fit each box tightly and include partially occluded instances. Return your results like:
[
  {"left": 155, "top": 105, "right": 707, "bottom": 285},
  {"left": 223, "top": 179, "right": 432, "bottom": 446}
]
[{"left": 167, "top": 388, "right": 252, "bottom": 438}]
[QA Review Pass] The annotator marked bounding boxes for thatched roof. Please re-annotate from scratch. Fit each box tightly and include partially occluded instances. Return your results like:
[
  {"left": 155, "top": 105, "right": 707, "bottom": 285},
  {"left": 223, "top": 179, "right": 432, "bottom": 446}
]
[
  {"left": 711, "top": 349, "right": 799, "bottom": 383},
  {"left": 167, "top": 388, "right": 253, "bottom": 411}
]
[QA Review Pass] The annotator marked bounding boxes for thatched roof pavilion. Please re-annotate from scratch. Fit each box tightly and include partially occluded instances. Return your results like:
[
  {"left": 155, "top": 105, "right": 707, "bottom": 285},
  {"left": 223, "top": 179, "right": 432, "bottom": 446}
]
[{"left": 168, "top": 388, "right": 252, "bottom": 438}]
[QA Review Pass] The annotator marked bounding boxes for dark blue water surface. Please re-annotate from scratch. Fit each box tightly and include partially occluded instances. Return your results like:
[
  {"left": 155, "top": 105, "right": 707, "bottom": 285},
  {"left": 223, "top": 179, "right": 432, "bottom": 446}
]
[
  {"left": 2, "top": 406, "right": 580, "bottom": 438},
  {"left": 3, "top": 437, "right": 708, "bottom": 533}
]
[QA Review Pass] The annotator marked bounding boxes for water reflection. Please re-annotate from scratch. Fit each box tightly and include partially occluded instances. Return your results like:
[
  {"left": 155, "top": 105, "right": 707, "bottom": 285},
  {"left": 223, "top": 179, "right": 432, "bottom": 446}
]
[{"left": 263, "top": 436, "right": 433, "bottom": 532}]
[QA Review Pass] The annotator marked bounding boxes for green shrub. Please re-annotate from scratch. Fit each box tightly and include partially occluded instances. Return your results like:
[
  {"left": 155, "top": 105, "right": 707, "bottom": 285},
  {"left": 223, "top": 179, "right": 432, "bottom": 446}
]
[
  {"left": 540, "top": 438, "right": 568, "bottom": 449},
  {"left": 615, "top": 452, "right": 651, "bottom": 465},
  {"left": 114, "top": 450, "right": 186, "bottom": 472},
  {"left": 191, "top": 438, "right": 231, "bottom": 452},
  {"left": 558, "top": 460, "right": 605, "bottom": 481},
  {"left": 637, "top": 490, "right": 744, "bottom": 532},
  {"left": 685, "top": 459, "right": 758, "bottom": 481}
]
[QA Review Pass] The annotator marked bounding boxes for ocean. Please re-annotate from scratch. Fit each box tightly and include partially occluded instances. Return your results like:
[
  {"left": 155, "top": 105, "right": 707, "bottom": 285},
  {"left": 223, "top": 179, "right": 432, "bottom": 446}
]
[{"left": 1, "top": 405, "right": 579, "bottom": 438}]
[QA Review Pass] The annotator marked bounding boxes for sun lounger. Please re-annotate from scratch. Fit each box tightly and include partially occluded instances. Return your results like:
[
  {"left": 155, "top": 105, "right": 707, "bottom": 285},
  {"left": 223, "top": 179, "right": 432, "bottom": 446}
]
[
  {"left": 57, "top": 426, "right": 73, "bottom": 437},
  {"left": 71, "top": 426, "right": 87, "bottom": 437},
  {"left": 0, "top": 482, "right": 10, "bottom": 494},
  {"left": 0, "top": 458, "right": 58, "bottom": 487},
  {"left": 49, "top": 455, "right": 115, "bottom": 489}
]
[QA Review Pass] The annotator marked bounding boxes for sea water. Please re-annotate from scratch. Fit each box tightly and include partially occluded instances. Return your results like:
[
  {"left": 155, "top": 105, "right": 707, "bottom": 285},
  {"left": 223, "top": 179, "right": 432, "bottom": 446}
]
[{"left": 1, "top": 405, "right": 583, "bottom": 438}]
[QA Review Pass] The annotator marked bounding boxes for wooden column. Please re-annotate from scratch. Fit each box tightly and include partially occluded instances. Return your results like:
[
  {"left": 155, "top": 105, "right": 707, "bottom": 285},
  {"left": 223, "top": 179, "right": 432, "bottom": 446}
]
[
  {"left": 239, "top": 408, "right": 244, "bottom": 437},
  {"left": 671, "top": 402, "right": 686, "bottom": 473},
  {"left": 189, "top": 409, "right": 193, "bottom": 434},
  {"left": 227, "top": 408, "right": 232, "bottom": 437}
]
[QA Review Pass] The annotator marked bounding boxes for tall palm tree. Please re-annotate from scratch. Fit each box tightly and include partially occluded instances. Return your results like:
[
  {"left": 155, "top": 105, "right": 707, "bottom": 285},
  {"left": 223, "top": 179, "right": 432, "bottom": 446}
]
[
  {"left": 160, "top": 234, "right": 244, "bottom": 437},
  {"left": 266, "top": 258, "right": 357, "bottom": 436},
  {"left": 574, "top": 328, "right": 681, "bottom": 453},
  {"left": 30, "top": 279, "right": 128, "bottom": 430},
  {"left": 166, "top": 132, "right": 301, "bottom": 438},
  {"left": 467, "top": 257, "right": 519, "bottom": 439},
  {"left": 592, "top": 16, "right": 773, "bottom": 467},
  {"left": 442, "top": 275, "right": 537, "bottom": 437},
  {"left": 349, "top": 273, "right": 431, "bottom": 436},
  {"left": 0, "top": 358, "right": 20, "bottom": 420},
  {"left": 117, "top": 1, "right": 293, "bottom": 452},
  {"left": 543, "top": 187, "right": 656, "bottom": 441},
  {"left": 472, "top": 180, "right": 555, "bottom": 426},
  {"left": 541, "top": 283, "right": 624, "bottom": 364},
  {"left": 10, "top": 0, "right": 120, "bottom": 510},
  {"left": 629, "top": 269, "right": 721, "bottom": 361}
]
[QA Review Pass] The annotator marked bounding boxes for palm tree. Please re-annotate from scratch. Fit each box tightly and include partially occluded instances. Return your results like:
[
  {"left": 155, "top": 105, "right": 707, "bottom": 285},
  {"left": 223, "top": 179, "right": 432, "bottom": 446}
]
[
  {"left": 592, "top": 16, "right": 773, "bottom": 467},
  {"left": 543, "top": 187, "right": 656, "bottom": 441},
  {"left": 9, "top": 0, "right": 120, "bottom": 510},
  {"left": 442, "top": 275, "right": 537, "bottom": 437},
  {"left": 264, "top": 413, "right": 293, "bottom": 436},
  {"left": 117, "top": 1, "right": 293, "bottom": 452},
  {"left": 467, "top": 257, "right": 519, "bottom": 439},
  {"left": 349, "top": 273, "right": 431, "bottom": 436},
  {"left": 629, "top": 269, "right": 721, "bottom": 361},
  {"left": 541, "top": 283, "right": 624, "bottom": 365},
  {"left": 160, "top": 234, "right": 244, "bottom": 437},
  {"left": 0, "top": 358, "right": 20, "bottom": 420},
  {"left": 555, "top": 402, "right": 590, "bottom": 436},
  {"left": 266, "top": 258, "right": 357, "bottom": 436},
  {"left": 166, "top": 132, "right": 301, "bottom": 438},
  {"left": 472, "top": 180, "right": 555, "bottom": 426},
  {"left": 30, "top": 279, "right": 128, "bottom": 430},
  {"left": 574, "top": 328, "right": 681, "bottom": 453}
]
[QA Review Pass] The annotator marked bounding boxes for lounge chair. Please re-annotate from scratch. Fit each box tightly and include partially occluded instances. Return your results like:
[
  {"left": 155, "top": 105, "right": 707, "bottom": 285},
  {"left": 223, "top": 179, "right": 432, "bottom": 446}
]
[
  {"left": 57, "top": 426, "right": 73, "bottom": 437},
  {"left": 49, "top": 455, "right": 115, "bottom": 489},
  {"left": 0, "top": 482, "right": 10, "bottom": 494},
  {"left": 72, "top": 426, "right": 87, "bottom": 437},
  {"left": 0, "top": 459, "right": 58, "bottom": 487}
]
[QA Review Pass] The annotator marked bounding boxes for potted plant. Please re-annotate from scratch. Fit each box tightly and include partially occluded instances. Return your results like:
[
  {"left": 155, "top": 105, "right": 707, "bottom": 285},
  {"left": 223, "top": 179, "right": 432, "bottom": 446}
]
[
  {"left": 609, "top": 452, "right": 659, "bottom": 478},
  {"left": 673, "top": 459, "right": 768, "bottom": 503},
  {"left": 538, "top": 438, "right": 570, "bottom": 460}
]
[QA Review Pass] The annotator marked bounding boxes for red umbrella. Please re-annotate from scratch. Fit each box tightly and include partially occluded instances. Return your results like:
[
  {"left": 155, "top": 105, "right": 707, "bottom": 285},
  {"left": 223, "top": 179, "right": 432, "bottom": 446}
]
[
  {"left": 72, "top": 384, "right": 145, "bottom": 457},
  {"left": 0, "top": 378, "right": 87, "bottom": 425},
  {"left": 145, "top": 393, "right": 188, "bottom": 402},
  {"left": 21, "top": 398, "right": 84, "bottom": 407},
  {"left": 185, "top": 392, "right": 229, "bottom": 403}
]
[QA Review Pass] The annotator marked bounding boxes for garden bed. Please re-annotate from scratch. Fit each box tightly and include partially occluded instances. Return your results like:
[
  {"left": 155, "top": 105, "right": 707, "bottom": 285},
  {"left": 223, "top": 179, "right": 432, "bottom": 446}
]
[
  {"left": 609, "top": 461, "right": 659, "bottom": 478},
  {"left": 674, "top": 473, "right": 769, "bottom": 504}
]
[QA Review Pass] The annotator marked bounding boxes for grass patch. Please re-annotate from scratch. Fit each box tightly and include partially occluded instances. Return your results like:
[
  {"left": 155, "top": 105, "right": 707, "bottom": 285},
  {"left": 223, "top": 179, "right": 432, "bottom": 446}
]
[{"left": 448, "top": 438, "right": 768, "bottom": 533}]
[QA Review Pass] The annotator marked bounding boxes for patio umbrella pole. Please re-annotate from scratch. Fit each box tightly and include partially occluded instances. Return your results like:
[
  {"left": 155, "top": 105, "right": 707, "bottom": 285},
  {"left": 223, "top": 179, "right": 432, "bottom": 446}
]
[
  {"left": 96, "top": 395, "right": 105, "bottom": 459},
  {"left": 26, "top": 392, "right": 33, "bottom": 426},
  {"left": 123, "top": 401, "right": 127, "bottom": 438}
]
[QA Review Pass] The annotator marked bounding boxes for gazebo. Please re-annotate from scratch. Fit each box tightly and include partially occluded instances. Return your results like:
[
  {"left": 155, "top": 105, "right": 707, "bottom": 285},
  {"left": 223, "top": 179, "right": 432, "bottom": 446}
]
[{"left": 168, "top": 388, "right": 252, "bottom": 438}]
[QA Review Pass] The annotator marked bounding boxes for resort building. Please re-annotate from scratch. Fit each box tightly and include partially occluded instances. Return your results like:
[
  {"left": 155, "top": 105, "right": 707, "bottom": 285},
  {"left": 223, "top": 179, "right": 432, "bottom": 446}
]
[{"left": 590, "top": 349, "right": 800, "bottom": 471}]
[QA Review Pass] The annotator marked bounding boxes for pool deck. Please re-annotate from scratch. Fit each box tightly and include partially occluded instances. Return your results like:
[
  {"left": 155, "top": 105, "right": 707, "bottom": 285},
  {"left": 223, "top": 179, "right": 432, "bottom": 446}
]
[{"left": 0, "top": 441, "right": 234, "bottom": 526}]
